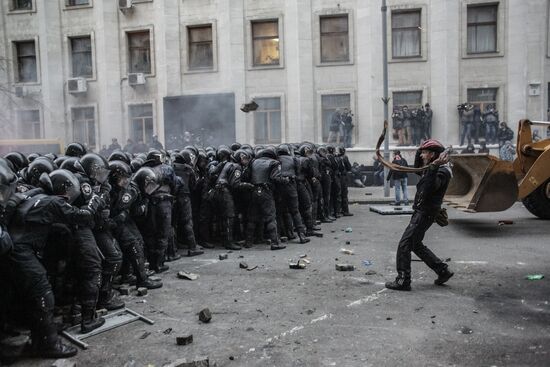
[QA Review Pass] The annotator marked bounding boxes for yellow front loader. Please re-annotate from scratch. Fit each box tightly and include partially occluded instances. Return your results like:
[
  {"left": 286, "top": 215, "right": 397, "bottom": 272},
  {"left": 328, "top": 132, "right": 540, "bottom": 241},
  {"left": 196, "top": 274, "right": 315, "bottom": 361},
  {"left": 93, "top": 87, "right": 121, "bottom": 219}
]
[{"left": 445, "top": 120, "right": 550, "bottom": 219}]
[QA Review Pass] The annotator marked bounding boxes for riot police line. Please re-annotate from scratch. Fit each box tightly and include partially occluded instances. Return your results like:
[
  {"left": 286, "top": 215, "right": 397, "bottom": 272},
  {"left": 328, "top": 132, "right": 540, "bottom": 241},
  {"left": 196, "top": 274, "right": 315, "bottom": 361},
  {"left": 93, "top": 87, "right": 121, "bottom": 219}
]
[{"left": 0, "top": 141, "right": 353, "bottom": 360}]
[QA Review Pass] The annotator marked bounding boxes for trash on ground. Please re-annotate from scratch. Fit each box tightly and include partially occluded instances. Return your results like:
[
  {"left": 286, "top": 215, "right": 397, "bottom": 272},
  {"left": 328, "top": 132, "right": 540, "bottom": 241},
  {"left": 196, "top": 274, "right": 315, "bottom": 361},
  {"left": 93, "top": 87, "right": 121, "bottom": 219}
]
[
  {"left": 302, "top": 259, "right": 311, "bottom": 264},
  {"left": 365, "top": 192, "right": 372, "bottom": 196},
  {"left": 526, "top": 274, "right": 544, "bottom": 280},
  {"left": 300, "top": 254, "right": 308, "bottom": 258},
  {"left": 365, "top": 270, "right": 377, "bottom": 275},
  {"left": 445, "top": 258, "right": 452, "bottom": 262},
  {"left": 136, "top": 300, "right": 147, "bottom": 304},
  {"left": 335, "top": 264, "right": 355, "bottom": 271},
  {"left": 137, "top": 287, "right": 148, "bottom": 296},
  {"left": 345, "top": 241, "right": 351, "bottom": 245},
  {"left": 498, "top": 220, "right": 514, "bottom": 226},
  {"left": 459, "top": 326, "right": 473, "bottom": 334},
  {"left": 289, "top": 259, "right": 307, "bottom": 269},
  {"left": 340, "top": 248, "right": 354, "bottom": 255},
  {"left": 246, "top": 265, "right": 258, "bottom": 271},
  {"left": 199, "top": 308, "right": 212, "bottom": 323},
  {"left": 362, "top": 260, "right": 373, "bottom": 267},
  {"left": 219, "top": 254, "right": 228, "bottom": 260},
  {"left": 345, "top": 227, "right": 353, "bottom": 233},
  {"left": 163, "top": 328, "right": 173, "bottom": 335},
  {"left": 239, "top": 262, "right": 248, "bottom": 269},
  {"left": 51, "top": 359, "right": 76, "bottom": 367},
  {"left": 176, "top": 334, "right": 194, "bottom": 346},
  {"left": 119, "top": 287, "right": 130, "bottom": 296},
  {"left": 163, "top": 357, "right": 209, "bottom": 367},
  {"left": 177, "top": 271, "right": 199, "bottom": 281},
  {"left": 386, "top": 317, "right": 392, "bottom": 321},
  {"left": 140, "top": 331, "right": 150, "bottom": 339}
]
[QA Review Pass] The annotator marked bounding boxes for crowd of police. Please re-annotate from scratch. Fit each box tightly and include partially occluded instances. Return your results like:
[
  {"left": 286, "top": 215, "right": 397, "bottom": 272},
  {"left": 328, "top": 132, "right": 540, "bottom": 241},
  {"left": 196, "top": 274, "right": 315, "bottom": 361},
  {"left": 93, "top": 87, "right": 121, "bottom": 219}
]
[{"left": 0, "top": 141, "right": 353, "bottom": 360}]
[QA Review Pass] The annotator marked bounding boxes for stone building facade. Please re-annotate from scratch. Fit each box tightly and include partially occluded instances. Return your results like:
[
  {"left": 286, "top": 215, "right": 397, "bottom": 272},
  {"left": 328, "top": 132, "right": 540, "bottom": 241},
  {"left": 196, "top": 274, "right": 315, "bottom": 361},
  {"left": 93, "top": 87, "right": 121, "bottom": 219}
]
[{"left": 0, "top": 0, "right": 549, "bottom": 158}]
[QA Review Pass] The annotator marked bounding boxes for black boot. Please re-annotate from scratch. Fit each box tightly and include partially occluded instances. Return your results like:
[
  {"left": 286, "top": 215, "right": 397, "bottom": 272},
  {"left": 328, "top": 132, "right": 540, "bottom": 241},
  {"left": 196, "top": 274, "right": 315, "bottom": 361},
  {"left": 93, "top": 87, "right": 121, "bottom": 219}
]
[
  {"left": 306, "top": 230, "right": 323, "bottom": 238},
  {"left": 121, "top": 274, "right": 137, "bottom": 285},
  {"left": 298, "top": 232, "right": 310, "bottom": 244},
  {"left": 385, "top": 272, "right": 411, "bottom": 291},
  {"left": 136, "top": 278, "right": 163, "bottom": 289},
  {"left": 270, "top": 239, "right": 286, "bottom": 251},
  {"left": 187, "top": 247, "right": 205, "bottom": 256},
  {"left": 434, "top": 267, "right": 454, "bottom": 286},
  {"left": 200, "top": 241, "right": 216, "bottom": 249},
  {"left": 32, "top": 337, "right": 78, "bottom": 359},
  {"left": 80, "top": 306, "right": 105, "bottom": 334},
  {"left": 97, "top": 290, "right": 125, "bottom": 311}
]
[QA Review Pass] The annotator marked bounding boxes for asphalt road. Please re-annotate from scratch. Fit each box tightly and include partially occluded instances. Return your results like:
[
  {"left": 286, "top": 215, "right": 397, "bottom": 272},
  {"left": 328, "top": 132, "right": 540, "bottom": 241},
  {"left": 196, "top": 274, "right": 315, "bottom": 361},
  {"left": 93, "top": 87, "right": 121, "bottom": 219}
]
[{"left": 13, "top": 202, "right": 550, "bottom": 367}]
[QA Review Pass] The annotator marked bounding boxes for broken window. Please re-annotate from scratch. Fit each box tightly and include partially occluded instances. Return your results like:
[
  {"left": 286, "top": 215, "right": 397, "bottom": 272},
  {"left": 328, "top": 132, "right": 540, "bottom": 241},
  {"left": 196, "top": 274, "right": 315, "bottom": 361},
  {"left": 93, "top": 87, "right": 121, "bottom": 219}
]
[
  {"left": 467, "top": 4, "right": 498, "bottom": 53},
  {"left": 393, "top": 91, "right": 423, "bottom": 109},
  {"left": 128, "top": 31, "right": 151, "bottom": 74},
  {"left": 15, "top": 41, "right": 37, "bottom": 83},
  {"left": 321, "top": 94, "right": 350, "bottom": 142},
  {"left": 320, "top": 15, "right": 349, "bottom": 62},
  {"left": 252, "top": 20, "right": 280, "bottom": 66},
  {"left": 70, "top": 36, "right": 93, "bottom": 78},
  {"left": 188, "top": 25, "right": 213, "bottom": 69},
  {"left": 72, "top": 107, "right": 96, "bottom": 148},
  {"left": 66, "top": 0, "right": 89, "bottom": 6},
  {"left": 17, "top": 110, "right": 41, "bottom": 139},
  {"left": 254, "top": 97, "right": 281, "bottom": 144},
  {"left": 11, "top": 0, "right": 32, "bottom": 10},
  {"left": 392, "top": 10, "right": 421, "bottom": 58},
  {"left": 130, "top": 104, "right": 154, "bottom": 144}
]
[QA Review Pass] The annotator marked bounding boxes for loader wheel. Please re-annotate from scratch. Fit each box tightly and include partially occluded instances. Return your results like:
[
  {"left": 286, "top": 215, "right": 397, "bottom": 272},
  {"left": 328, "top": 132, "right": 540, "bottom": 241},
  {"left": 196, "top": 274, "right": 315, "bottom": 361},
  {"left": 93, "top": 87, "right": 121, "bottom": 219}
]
[{"left": 522, "top": 179, "right": 550, "bottom": 219}]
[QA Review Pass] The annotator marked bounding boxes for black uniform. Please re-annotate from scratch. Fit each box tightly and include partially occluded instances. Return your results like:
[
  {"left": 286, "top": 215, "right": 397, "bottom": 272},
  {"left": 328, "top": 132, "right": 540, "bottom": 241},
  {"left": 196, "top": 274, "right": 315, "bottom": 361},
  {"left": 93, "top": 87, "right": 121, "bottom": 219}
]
[
  {"left": 340, "top": 154, "right": 352, "bottom": 216},
  {"left": 173, "top": 162, "right": 199, "bottom": 252},
  {"left": 295, "top": 154, "right": 315, "bottom": 233},
  {"left": 277, "top": 155, "right": 306, "bottom": 236}
]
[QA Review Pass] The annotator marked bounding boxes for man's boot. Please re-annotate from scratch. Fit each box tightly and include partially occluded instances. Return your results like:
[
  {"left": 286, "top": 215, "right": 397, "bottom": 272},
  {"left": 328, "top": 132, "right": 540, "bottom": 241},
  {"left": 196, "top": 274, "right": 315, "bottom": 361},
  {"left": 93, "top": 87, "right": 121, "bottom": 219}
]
[
  {"left": 187, "top": 247, "right": 205, "bottom": 256},
  {"left": 223, "top": 218, "right": 241, "bottom": 250},
  {"left": 136, "top": 277, "right": 163, "bottom": 289},
  {"left": 434, "top": 267, "right": 454, "bottom": 286},
  {"left": 80, "top": 306, "right": 105, "bottom": 334},
  {"left": 270, "top": 240, "right": 286, "bottom": 251},
  {"left": 97, "top": 290, "right": 125, "bottom": 311},
  {"left": 385, "top": 272, "right": 411, "bottom": 291},
  {"left": 298, "top": 232, "right": 310, "bottom": 244},
  {"left": 306, "top": 230, "right": 323, "bottom": 238},
  {"left": 33, "top": 334, "right": 78, "bottom": 359}
]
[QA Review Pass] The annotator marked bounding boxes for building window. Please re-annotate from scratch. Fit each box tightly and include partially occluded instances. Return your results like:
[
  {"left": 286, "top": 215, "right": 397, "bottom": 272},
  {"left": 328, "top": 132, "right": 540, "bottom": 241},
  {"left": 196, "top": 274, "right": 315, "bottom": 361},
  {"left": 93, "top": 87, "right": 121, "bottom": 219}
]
[
  {"left": 467, "top": 4, "right": 497, "bottom": 54},
  {"left": 11, "top": 0, "right": 32, "bottom": 10},
  {"left": 66, "top": 0, "right": 89, "bottom": 6},
  {"left": 321, "top": 94, "right": 350, "bottom": 143},
  {"left": 128, "top": 31, "right": 151, "bottom": 74},
  {"left": 188, "top": 25, "right": 213, "bottom": 70},
  {"left": 254, "top": 97, "right": 281, "bottom": 144},
  {"left": 320, "top": 15, "right": 349, "bottom": 63},
  {"left": 252, "top": 20, "right": 280, "bottom": 66},
  {"left": 15, "top": 41, "right": 37, "bottom": 83},
  {"left": 391, "top": 10, "right": 421, "bottom": 58},
  {"left": 467, "top": 88, "right": 497, "bottom": 111},
  {"left": 70, "top": 36, "right": 93, "bottom": 78},
  {"left": 393, "top": 91, "right": 423, "bottom": 108},
  {"left": 72, "top": 107, "right": 96, "bottom": 149},
  {"left": 17, "top": 110, "right": 41, "bottom": 139},
  {"left": 130, "top": 104, "right": 154, "bottom": 144}
]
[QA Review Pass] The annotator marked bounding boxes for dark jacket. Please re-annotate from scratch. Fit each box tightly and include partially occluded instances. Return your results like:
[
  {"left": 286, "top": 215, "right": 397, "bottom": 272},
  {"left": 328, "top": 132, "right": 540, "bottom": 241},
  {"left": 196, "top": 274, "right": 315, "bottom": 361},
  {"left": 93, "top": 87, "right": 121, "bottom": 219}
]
[
  {"left": 387, "top": 156, "right": 408, "bottom": 181},
  {"left": 413, "top": 164, "right": 452, "bottom": 215}
]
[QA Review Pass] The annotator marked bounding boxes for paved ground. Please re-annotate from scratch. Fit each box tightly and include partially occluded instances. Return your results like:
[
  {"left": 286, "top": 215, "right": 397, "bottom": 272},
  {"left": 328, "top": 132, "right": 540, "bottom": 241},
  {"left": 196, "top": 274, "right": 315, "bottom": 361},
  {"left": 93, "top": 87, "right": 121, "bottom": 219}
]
[{"left": 12, "top": 201, "right": 550, "bottom": 367}]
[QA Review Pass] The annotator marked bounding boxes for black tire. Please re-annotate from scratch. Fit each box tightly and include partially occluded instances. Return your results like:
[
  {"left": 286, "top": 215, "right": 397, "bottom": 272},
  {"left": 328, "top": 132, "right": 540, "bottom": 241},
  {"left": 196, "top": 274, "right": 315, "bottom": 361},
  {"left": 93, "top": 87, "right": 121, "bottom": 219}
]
[{"left": 522, "top": 179, "right": 550, "bottom": 219}]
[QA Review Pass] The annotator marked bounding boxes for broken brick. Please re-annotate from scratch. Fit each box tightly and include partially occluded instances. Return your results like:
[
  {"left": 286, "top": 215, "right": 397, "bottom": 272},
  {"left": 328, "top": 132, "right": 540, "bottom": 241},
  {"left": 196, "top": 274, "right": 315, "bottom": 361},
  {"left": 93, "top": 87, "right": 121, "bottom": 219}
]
[
  {"left": 199, "top": 308, "right": 212, "bottom": 323},
  {"left": 176, "top": 334, "right": 194, "bottom": 346},
  {"left": 335, "top": 264, "right": 355, "bottom": 271},
  {"left": 137, "top": 287, "right": 148, "bottom": 296}
]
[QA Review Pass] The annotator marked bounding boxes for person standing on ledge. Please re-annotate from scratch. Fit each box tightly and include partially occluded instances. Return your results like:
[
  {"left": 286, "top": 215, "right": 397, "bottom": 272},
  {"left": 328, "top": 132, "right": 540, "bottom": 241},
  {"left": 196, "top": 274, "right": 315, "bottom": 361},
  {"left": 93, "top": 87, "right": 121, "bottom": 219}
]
[{"left": 385, "top": 139, "right": 454, "bottom": 291}]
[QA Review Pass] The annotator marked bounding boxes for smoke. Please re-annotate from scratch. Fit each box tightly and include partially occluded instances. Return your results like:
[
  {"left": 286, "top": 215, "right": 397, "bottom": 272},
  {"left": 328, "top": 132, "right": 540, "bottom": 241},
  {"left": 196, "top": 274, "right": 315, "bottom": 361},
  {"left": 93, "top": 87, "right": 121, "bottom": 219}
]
[{"left": 163, "top": 93, "right": 236, "bottom": 149}]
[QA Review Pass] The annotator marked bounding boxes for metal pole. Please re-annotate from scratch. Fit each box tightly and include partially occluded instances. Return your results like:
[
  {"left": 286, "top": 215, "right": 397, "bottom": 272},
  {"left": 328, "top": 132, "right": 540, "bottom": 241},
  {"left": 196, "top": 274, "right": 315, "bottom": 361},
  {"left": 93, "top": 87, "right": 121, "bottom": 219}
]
[{"left": 382, "top": 0, "right": 390, "bottom": 197}]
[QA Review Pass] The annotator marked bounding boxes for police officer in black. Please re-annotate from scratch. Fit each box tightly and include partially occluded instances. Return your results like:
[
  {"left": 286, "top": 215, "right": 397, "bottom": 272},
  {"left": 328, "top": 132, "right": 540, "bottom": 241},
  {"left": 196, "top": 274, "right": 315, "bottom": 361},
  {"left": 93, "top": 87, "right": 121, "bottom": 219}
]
[
  {"left": 8, "top": 170, "right": 100, "bottom": 358},
  {"left": 337, "top": 147, "right": 353, "bottom": 217},
  {"left": 385, "top": 139, "right": 454, "bottom": 291},
  {"left": 317, "top": 146, "right": 335, "bottom": 222}
]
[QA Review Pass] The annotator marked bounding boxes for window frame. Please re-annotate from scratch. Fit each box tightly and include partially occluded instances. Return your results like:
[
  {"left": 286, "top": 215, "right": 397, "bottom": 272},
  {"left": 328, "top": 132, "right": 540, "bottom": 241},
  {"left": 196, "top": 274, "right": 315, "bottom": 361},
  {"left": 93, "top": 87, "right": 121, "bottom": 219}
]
[
  {"left": 67, "top": 33, "right": 96, "bottom": 80},
  {"left": 466, "top": 4, "right": 498, "bottom": 54},
  {"left": 466, "top": 87, "right": 498, "bottom": 113},
  {"left": 391, "top": 10, "right": 422, "bottom": 59},
  {"left": 71, "top": 105, "right": 98, "bottom": 150},
  {"left": 123, "top": 26, "right": 156, "bottom": 78},
  {"left": 319, "top": 14, "right": 350, "bottom": 63},
  {"left": 11, "top": 38, "right": 40, "bottom": 85},
  {"left": 246, "top": 15, "right": 285, "bottom": 70},
  {"left": 8, "top": 0, "right": 35, "bottom": 13},
  {"left": 63, "top": 0, "right": 92, "bottom": 10},
  {"left": 461, "top": 0, "right": 505, "bottom": 59},
  {"left": 387, "top": 5, "right": 427, "bottom": 63},
  {"left": 182, "top": 21, "right": 218, "bottom": 74},
  {"left": 316, "top": 90, "right": 356, "bottom": 144},
  {"left": 248, "top": 93, "right": 286, "bottom": 144},
  {"left": 16, "top": 108, "right": 43, "bottom": 139},
  {"left": 314, "top": 8, "right": 354, "bottom": 67},
  {"left": 128, "top": 102, "right": 156, "bottom": 145},
  {"left": 462, "top": 83, "right": 505, "bottom": 140},
  {"left": 253, "top": 97, "right": 283, "bottom": 144}
]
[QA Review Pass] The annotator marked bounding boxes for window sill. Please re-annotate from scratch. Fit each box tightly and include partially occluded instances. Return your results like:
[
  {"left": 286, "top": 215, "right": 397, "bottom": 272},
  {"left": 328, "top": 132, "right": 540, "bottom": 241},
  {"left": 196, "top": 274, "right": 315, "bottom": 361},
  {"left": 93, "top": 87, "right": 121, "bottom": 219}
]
[
  {"left": 316, "top": 60, "right": 354, "bottom": 67},
  {"left": 248, "top": 64, "right": 284, "bottom": 71},
  {"left": 7, "top": 9, "right": 36, "bottom": 15},
  {"left": 63, "top": 5, "right": 93, "bottom": 11},
  {"left": 462, "top": 51, "right": 503, "bottom": 59},
  {"left": 183, "top": 67, "right": 218, "bottom": 75},
  {"left": 14, "top": 81, "right": 40, "bottom": 86},
  {"left": 388, "top": 56, "right": 427, "bottom": 64},
  {"left": 122, "top": 73, "right": 156, "bottom": 80},
  {"left": 71, "top": 76, "right": 97, "bottom": 82}
]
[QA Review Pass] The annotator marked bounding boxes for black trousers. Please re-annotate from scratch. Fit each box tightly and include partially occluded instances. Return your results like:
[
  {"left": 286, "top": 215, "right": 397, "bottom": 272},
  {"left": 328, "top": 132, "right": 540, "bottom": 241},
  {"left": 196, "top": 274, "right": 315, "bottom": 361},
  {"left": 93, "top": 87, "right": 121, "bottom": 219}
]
[
  {"left": 72, "top": 227, "right": 102, "bottom": 308},
  {"left": 330, "top": 174, "right": 342, "bottom": 215},
  {"left": 340, "top": 174, "right": 350, "bottom": 214},
  {"left": 296, "top": 180, "right": 314, "bottom": 231},
  {"left": 396, "top": 211, "right": 446, "bottom": 279},
  {"left": 199, "top": 187, "right": 235, "bottom": 244},
  {"left": 277, "top": 181, "right": 305, "bottom": 234},
  {"left": 310, "top": 178, "right": 323, "bottom": 220},
  {"left": 321, "top": 173, "right": 332, "bottom": 218},
  {"left": 114, "top": 219, "right": 148, "bottom": 282},
  {"left": 175, "top": 194, "right": 198, "bottom": 249},
  {"left": 144, "top": 198, "right": 173, "bottom": 265},
  {"left": 94, "top": 229, "right": 123, "bottom": 295},
  {"left": 246, "top": 186, "right": 278, "bottom": 244}
]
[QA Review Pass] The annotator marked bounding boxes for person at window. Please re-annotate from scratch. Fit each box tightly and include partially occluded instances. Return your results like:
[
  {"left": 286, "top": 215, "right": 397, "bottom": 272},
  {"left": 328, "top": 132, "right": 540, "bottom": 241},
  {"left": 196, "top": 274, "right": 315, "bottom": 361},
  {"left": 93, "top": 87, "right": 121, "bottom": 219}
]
[
  {"left": 461, "top": 143, "right": 476, "bottom": 154},
  {"left": 423, "top": 103, "right": 433, "bottom": 140},
  {"left": 150, "top": 135, "right": 164, "bottom": 150},
  {"left": 402, "top": 106, "right": 413, "bottom": 145},
  {"left": 459, "top": 103, "right": 475, "bottom": 146},
  {"left": 328, "top": 109, "right": 342, "bottom": 144},
  {"left": 478, "top": 141, "right": 490, "bottom": 154},
  {"left": 472, "top": 104, "right": 482, "bottom": 144},
  {"left": 497, "top": 122, "right": 514, "bottom": 148},
  {"left": 482, "top": 104, "right": 499, "bottom": 144},
  {"left": 342, "top": 108, "right": 354, "bottom": 148},
  {"left": 387, "top": 150, "right": 409, "bottom": 206},
  {"left": 392, "top": 106, "right": 404, "bottom": 146}
]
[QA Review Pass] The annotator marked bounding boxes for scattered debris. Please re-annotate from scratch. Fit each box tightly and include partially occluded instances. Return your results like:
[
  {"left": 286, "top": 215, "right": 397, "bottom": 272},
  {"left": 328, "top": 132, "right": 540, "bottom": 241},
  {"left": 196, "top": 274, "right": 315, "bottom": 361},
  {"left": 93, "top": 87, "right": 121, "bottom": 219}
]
[
  {"left": 163, "top": 328, "right": 173, "bottom": 335},
  {"left": 306, "top": 309, "right": 315, "bottom": 315},
  {"left": 199, "top": 308, "right": 212, "bottom": 323},
  {"left": 459, "top": 326, "right": 473, "bottom": 334},
  {"left": 238, "top": 255, "right": 244, "bottom": 258},
  {"left": 246, "top": 265, "right": 258, "bottom": 271},
  {"left": 365, "top": 192, "right": 373, "bottom": 196},
  {"left": 136, "top": 300, "right": 147, "bottom": 304},
  {"left": 229, "top": 356, "right": 235, "bottom": 360},
  {"left": 362, "top": 260, "right": 373, "bottom": 267},
  {"left": 163, "top": 357, "right": 209, "bottom": 367},
  {"left": 219, "top": 254, "right": 228, "bottom": 260},
  {"left": 345, "top": 241, "right": 351, "bottom": 245},
  {"left": 177, "top": 271, "right": 199, "bottom": 281},
  {"left": 119, "top": 287, "right": 130, "bottom": 296},
  {"left": 526, "top": 274, "right": 544, "bottom": 280},
  {"left": 498, "top": 220, "right": 514, "bottom": 226},
  {"left": 300, "top": 254, "right": 308, "bottom": 258},
  {"left": 365, "top": 270, "right": 377, "bottom": 276},
  {"left": 345, "top": 227, "right": 353, "bottom": 233},
  {"left": 430, "top": 315, "right": 436, "bottom": 319},
  {"left": 239, "top": 262, "right": 249, "bottom": 269},
  {"left": 335, "top": 264, "right": 355, "bottom": 271},
  {"left": 280, "top": 236, "right": 288, "bottom": 243},
  {"left": 331, "top": 230, "right": 336, "bottom": 233},
  {"left": 340, "top": 248, "right": 354, "bottom": 255},
  {"left": 302, "top": 259, "right": 311, "bottom": 264},
  {"left": 140, "top": 331, "right": 151, "bottom": 339},
  {"left": 386, "top": 317, "right": 392, "bottom": 321},
  {"left": 176, "top": 334, "right": 194, "bottom": 346},
  {"left": 444, "top": 258, "right": 452, "bottom": 262},
  {"left": 51, "top": 359, "right": 76, "bottom": 367},
  {"left": 289, "top": 259, "right": 307, "bottom": 269},
  {"left": 137, "top": 287, "right": 148, "bottom": 296}
]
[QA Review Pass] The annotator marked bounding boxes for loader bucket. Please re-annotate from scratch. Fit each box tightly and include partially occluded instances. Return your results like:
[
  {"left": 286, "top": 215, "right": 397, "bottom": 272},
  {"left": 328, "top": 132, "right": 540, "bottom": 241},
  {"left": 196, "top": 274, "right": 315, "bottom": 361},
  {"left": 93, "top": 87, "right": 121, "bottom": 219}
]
[{"left": 444, "top": 154, "right": 518, "bottom": 212}]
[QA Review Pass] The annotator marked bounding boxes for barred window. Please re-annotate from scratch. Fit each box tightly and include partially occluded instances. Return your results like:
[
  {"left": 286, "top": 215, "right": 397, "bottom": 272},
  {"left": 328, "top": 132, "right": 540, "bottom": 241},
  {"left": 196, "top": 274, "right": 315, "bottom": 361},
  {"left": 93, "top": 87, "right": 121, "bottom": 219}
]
[
  {"left": 467, "top": 88, "right": 497, "bottom": 111},
  {"left": 11, "top": 0, "right": 32, "bottom": 10},
  {"left": 130, "top": 104, "right": 154, "bottom": 144},
  {"left": 66, "top": 0, "right": 89, "bottom": 6},
  {"left": 321, "top": 94, "right": 350, "bottom": 142},
  {"left": 393, "top": 91, "right": 423, "bottom": 109}
]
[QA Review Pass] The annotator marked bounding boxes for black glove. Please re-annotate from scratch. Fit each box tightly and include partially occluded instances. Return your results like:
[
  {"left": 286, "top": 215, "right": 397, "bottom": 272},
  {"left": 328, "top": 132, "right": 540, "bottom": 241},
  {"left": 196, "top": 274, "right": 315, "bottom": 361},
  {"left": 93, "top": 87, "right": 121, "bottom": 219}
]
[
  {"left": 87, "top": 194, "right": 101, "bottom": 213},
  {"left": 113, "top": 212, "right": 127, "bottom": 225}
]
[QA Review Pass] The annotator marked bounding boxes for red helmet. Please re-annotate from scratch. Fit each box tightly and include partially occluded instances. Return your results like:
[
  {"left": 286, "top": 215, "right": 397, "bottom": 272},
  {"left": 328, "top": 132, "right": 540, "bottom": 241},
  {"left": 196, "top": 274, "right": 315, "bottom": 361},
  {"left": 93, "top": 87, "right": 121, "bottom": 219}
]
[{"left": 419, "top": 139, "right": 445, "bottom": 153}]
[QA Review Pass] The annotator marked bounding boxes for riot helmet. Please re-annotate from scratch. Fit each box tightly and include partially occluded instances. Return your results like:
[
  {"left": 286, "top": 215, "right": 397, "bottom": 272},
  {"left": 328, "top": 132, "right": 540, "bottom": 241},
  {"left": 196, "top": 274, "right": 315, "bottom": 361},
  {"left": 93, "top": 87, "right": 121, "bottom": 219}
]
[
  {"left": 80, "top": 153, "right": 110, "bottom": 184},
  {"left": 26, "top": 157, "right": 55, "bottom": 187},
  {"left": 108, "top": 160, "right": 132, "bottom": 188},
  {"left": 0, "top": 161, "right": 17, "bottom": 206},
  {"left": 108, "top": 150, "right": 131, "bottom": 165},
  {"left": 133, "top": 167, "right": 159, "bottom": 195},
  {"left": 42, "top": 169, "right": 81, "bottom": 204},
  {"left": 65, "top": 142, "right": 87, "bottom": 158},
  {"left": 4, "top": 152, "right": 28, "bottom": 172}
]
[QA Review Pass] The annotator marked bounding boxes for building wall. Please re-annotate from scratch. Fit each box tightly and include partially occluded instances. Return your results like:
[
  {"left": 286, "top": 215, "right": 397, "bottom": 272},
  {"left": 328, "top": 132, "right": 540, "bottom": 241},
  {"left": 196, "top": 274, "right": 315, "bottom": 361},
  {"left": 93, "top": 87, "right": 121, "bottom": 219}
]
[{"left": 0, "top": 0, "right": 549, "bottom": 160}]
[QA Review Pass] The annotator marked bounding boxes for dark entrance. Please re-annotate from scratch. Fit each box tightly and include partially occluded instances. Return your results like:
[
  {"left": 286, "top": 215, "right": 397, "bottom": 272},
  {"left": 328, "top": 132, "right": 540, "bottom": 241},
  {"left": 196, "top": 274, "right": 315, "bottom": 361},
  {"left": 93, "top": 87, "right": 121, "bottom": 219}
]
[{"left": 163, "top": 93, "right": 236, "bottom": 149}]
